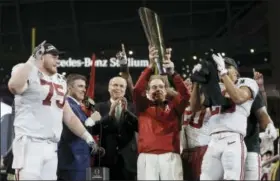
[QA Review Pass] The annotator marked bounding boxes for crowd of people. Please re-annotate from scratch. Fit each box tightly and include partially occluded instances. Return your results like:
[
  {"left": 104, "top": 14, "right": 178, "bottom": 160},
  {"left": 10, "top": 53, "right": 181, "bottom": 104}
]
[{"left": 0, "top": 40, "right": 279, "bottom": 181}]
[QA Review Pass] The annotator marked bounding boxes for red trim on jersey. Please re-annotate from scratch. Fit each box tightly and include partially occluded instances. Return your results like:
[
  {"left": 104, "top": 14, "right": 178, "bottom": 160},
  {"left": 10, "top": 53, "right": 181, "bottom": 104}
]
[
  {"left": 258, "top": 154, "right": 261, "bottom": 180},
  {"left": 240, "top": 135, "right": 245, "bottom": 181},
  {"left": 15, "top": 169, "right": 20, "bottom": 181}
]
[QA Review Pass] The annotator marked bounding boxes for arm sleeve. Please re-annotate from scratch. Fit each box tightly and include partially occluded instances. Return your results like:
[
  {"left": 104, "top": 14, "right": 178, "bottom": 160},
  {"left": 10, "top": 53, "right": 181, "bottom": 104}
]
[
  {"left": 237, "top": 78, "right": 259, "bottom": 99},
  {"left": 133, "top": 67, "right": 153, "bottom": 113},
  {"left": 171, "top": 73, "right": 190, "bottom": 115}
]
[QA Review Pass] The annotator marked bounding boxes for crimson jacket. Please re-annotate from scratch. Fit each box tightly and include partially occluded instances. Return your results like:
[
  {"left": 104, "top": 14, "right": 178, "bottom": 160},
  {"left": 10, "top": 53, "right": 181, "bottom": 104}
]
[{"left": 133, "top": 67, "right": 190, "bottom": 154}]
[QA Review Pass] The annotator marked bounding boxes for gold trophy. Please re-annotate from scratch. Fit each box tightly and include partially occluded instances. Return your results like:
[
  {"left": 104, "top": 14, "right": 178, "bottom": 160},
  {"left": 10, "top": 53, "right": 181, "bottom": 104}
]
[{"left": 138, "top": 7, "right": 166, "bottom": 75}]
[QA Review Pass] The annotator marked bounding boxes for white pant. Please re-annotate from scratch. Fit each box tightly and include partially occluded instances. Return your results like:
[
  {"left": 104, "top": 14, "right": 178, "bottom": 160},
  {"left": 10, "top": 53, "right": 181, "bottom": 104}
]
[
  {"left": 200, "top": 132, "right": 247, "bottom": 180},
  {"left": 12, "top": 136, "right": 58, "bottom": 180},
  {"left": 245, "top": 152, "right": 261, "bottom": 180},
  {"left": 137, "top": 152, "right": 183, "bottom": 180}
]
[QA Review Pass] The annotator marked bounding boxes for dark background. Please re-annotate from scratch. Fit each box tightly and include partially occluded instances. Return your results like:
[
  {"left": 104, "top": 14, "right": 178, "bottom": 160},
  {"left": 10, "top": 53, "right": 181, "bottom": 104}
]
[{"left": 0, "top": 0, "right": 278, "bottom": 115}]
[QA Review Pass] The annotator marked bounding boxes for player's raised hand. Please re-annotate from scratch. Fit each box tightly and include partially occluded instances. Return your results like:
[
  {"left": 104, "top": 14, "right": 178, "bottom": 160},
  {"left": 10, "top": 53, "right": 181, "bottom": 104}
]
[
  {"left": 28, "top": 40, "right": 46, "bottom": 64},
  {"left": 116, "top": 44, "right": 128, "bottom": 66},
  {"left": 253, "top": 70, "right": 264, "bottom": 88},
  {"left": 212, "top": 53, "right": 227, "bottom": 76},
  {"left": 32, "top": 40, "right": 46, "bottom": 59}
]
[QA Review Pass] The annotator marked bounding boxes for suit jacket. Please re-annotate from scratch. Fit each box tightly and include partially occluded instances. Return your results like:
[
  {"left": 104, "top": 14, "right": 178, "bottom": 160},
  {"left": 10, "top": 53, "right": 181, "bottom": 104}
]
[
  {"left": 93, "top": 101, "right": 138, "bottom": 173},
  {"left": 57, "top": 97, "right": 90, "bottom": 170}
]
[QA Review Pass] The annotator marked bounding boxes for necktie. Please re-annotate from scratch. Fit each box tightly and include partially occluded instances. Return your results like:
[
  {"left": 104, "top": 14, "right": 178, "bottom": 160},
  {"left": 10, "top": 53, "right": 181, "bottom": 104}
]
[{"left": 115, "top": 103, "right": 122, "bottom": 121}]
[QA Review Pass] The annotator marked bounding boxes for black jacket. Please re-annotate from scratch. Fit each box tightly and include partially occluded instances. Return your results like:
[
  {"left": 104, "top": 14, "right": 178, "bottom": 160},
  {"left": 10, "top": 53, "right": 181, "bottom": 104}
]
[{"left": 91, "top": 101, "right": 138, "bottom": 174}]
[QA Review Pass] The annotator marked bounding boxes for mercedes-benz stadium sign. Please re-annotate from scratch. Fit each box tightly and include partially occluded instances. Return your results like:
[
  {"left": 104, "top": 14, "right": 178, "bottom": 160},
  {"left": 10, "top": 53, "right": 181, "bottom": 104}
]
[{"left": 57, "top": 57, "right": 149, "bottom": 68}]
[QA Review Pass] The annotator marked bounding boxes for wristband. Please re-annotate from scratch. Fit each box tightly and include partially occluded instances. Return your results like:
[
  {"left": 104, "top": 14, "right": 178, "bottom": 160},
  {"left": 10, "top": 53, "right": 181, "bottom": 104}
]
[{"left": 220, "top": 69, "right": 228, "bottom": 76}]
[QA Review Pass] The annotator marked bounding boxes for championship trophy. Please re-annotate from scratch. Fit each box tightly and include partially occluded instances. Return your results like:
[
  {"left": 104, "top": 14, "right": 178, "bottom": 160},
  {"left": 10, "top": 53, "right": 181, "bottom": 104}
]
[
  {"left": 138, "top": 7, "right": 166, "bottom": 75},
  {"left": 86, "top": 166, "right": 109, "bottom": 181}
]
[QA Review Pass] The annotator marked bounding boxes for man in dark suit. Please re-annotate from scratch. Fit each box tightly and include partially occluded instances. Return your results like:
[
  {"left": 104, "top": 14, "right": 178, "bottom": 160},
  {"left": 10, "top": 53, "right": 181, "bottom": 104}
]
[
  {"left": 57, "top": 74, "right": 101, "bottom": 181},
  {"left": 94, "top": 76, "right": 138, "bottom": 180}
]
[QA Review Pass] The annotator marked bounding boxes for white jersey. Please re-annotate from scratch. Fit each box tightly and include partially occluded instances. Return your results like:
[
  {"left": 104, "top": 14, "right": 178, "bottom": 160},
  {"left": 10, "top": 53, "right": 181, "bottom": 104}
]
[
  {"left": 181, "top": 106, "right": 211, "bottom": 149},
  {"left": 12, "top": 63, "right": 67, "bottom": 142},
  {"left": 208, "top": 77, "right": 259, "bottom": 136}
]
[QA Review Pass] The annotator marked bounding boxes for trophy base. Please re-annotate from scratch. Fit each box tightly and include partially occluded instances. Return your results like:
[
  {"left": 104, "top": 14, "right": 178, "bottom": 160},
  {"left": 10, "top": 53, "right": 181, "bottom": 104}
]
[{"left": 86, "top": 167, "right": 109, "bottom": 180}]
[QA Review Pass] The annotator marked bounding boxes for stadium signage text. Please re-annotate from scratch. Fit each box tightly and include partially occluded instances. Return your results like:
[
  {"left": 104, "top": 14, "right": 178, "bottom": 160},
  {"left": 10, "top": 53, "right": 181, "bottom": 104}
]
[{"left": 58, "top": 57, "right": 149, "bottom": 68}]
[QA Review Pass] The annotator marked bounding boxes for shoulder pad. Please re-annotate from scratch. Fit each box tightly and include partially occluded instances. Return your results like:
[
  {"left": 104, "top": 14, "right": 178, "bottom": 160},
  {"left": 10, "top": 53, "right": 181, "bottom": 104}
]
[
  {"left": 12, "top": 63, "right": 25, "bottom": 69},
  {"left": 237, "top": 77, "right": 259, "bottom": 98}
]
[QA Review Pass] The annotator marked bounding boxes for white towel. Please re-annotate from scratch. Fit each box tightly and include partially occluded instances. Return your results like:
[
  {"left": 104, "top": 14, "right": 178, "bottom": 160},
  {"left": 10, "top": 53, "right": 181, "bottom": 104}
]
[{"left": 12, "top": 136, "right": 28, "bottom": 169}]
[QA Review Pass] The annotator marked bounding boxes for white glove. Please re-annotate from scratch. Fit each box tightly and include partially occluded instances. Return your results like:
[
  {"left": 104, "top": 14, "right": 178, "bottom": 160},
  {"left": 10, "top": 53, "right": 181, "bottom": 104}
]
[
  {"left": 85, "top": 111, "right": 101, "bottom": 127},
  {"left": 212, "top": 53, "right": 228, "bottom": 75},
  {"left": 27, "top": 40, "right": 46, "bottom": 64},
  {"left": 265, "top": 122, "right": 278, "bottom": 140},
  {"left": 163, "top": 61, "right": 175, "bottom": 75},
  {"left": 81, "top": 131, "right": 96, "bottom": 145},
  {"left": 192, "top": 63, "right": 202, "bottom": 74},
  {"left": 81, "top": 131, "right": 104, "bottom": 155}
]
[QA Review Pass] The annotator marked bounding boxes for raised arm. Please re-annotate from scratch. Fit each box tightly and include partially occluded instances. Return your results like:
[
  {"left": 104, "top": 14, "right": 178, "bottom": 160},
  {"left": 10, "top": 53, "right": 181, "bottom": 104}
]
[
  {"left": 212, "top": 54, "right": 258, "bottom": 104},
  {"left": 8, "top": 63, "right": 33, "bottom": 94},
  {"left": 221, "top": 76, "right": 257, "bottom": 104},
  {"left": 133, "top": 46, "right": 157, "bottom": 112},
  {"left": 162, "top": 48, "right": 190, "bottom": 114},
  {"left": 8, "top": 41, "right": 46, "bottom": 94}
]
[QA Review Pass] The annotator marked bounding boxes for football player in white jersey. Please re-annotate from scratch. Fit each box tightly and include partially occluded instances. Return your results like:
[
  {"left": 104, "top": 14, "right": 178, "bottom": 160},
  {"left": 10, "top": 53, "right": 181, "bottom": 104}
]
[
  {"left": 181, "top": 78, "right": 211, "bottom": 181},
  {"left": 244, "top": 71, "right": 278, "bottom": 180},
  {"left": 8, "top": 41, "right": 98, "bottom": 180},
  {"left": 191, "top": 54, "right": 259, "bottom": 180}
]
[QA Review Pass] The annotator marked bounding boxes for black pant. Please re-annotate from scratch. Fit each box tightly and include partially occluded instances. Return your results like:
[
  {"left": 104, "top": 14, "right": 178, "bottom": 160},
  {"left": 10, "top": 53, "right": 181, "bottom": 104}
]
[{"left": 109, "top": 155, "right": 136, "bottom": 180}]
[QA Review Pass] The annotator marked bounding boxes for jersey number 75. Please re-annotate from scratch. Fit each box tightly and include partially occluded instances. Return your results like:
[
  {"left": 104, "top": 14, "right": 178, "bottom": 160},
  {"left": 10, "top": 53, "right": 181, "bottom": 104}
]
[{"left": 40, "top": 79, "right": 65, "bottom": 108}]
